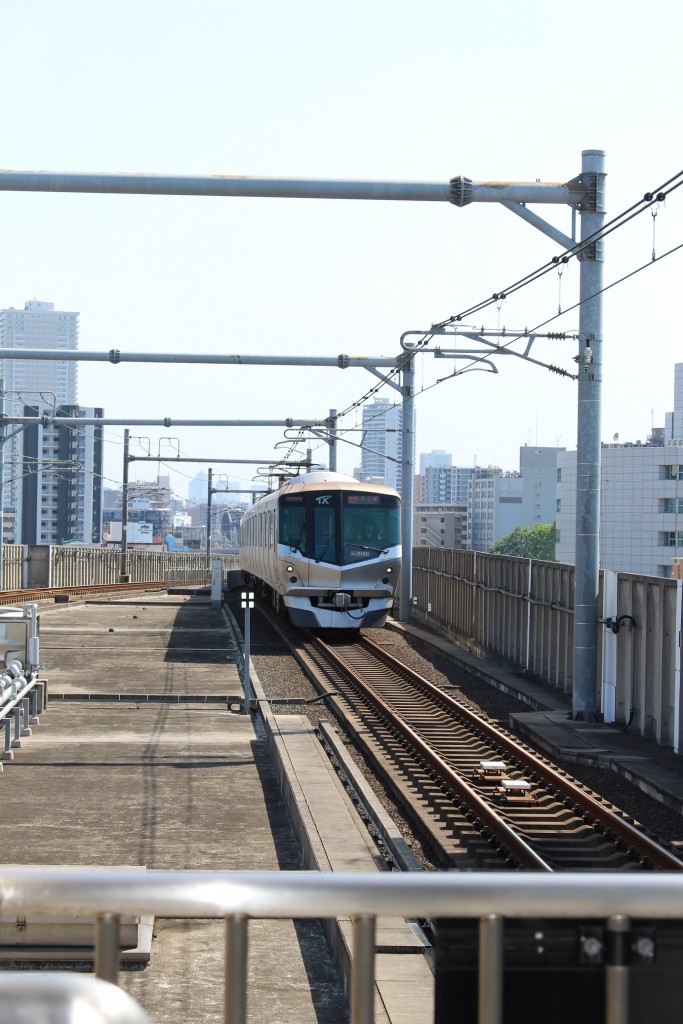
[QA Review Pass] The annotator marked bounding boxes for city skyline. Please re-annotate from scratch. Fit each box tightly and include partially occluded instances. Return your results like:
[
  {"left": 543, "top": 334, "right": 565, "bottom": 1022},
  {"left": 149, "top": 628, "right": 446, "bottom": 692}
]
[{"left": 1, "top": 2, "right": 681, "bottom": 507}]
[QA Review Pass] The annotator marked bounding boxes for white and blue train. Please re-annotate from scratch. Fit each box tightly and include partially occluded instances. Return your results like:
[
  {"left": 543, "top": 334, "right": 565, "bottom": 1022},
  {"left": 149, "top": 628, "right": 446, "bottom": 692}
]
[{"left": 240, "top": 470, "right": 401, "bottom": 629}]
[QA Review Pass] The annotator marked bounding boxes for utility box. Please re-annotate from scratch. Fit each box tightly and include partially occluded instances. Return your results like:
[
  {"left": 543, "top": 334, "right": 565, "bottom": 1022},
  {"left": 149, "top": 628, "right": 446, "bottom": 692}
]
[
  {"left": 0, "top": 606, "right": 40, "bottom": 670},
  {"left": 434, "top": 918, "right": 683, "bottom": 1024},
  {"left": 22, "top": 545, "right": 51, "bottom": 589}
]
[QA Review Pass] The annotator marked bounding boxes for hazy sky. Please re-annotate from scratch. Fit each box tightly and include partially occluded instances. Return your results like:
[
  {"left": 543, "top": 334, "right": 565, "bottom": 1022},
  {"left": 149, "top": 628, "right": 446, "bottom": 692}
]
[{"left": 1, "top": 0, "right": 681, "bottom": 502}]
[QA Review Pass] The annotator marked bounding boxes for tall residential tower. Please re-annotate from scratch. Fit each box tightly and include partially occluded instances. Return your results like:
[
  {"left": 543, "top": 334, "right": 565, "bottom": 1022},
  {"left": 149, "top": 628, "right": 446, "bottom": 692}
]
[{"left": 0, "top": 300, "right": 102, "bottom": 543}]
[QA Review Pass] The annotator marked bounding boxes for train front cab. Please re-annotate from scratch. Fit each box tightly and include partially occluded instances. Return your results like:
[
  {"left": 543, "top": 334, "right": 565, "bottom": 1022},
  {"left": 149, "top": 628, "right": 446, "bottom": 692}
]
[{"left": 277, "top": 485, "right": 400, "bottom": 628}]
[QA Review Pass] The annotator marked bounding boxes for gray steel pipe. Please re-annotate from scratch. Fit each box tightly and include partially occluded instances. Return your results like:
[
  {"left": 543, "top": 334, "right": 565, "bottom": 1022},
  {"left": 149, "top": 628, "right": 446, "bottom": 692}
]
[
  {"left": 0, "top": 348, "right": 397, "bottom": 367},
  {"left": 0, "top": 171, "right": 452, "bottom": 202},
  {"left": 1, "top": 416, "right": 327, "bottom": 428},
  {"left": 2, "top": 868, "right": 683, "bottom": 920},
  {"left": 0, "top": 170, "right": 585, "bottom": 207}
]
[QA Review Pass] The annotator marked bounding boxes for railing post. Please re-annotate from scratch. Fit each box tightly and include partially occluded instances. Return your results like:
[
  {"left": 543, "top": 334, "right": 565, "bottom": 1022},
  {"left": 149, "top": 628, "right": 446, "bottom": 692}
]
[
  {"left": 29, "top": 688, "right": 39, "bottom": 725},
  {"left": 2, "top": 717, "right": 12, "bottom": 759},
  {"left": 95, "top": 912, "right": 120, "bottom": 985},
  {"left": 20, "top": 697, "right": 31, "bottom": 736},
  {"left": 12, "top": 706, "right": 21, "bottom": 748},
  {"left": 478, "top": 914, "right": 503, "bottom": 1024},
  {"left": 225, "top": 914, "right": 248, "bottom": 1024},
  {"left": 605, "top": 914, "right": 630, "bottom": 1024},
  {"left": 351, "top": 914, "right": 376, "bottom": 1024}
]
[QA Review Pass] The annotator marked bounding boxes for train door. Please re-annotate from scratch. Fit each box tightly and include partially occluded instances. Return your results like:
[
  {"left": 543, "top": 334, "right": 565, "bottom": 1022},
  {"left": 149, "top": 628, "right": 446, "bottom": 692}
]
[{"left": 309, "top": 493, "right": 342, "bottom": 588}]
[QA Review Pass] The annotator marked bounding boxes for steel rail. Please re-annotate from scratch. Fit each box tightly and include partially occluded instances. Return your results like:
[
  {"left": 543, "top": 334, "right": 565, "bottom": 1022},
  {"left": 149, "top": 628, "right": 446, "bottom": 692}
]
[
  {"left": 312, "top": 634, "right": 553, "bottom": 871},
  {"left": 361, "top": 636, "right": 683, "bottom": 872},
  {"left": 0, "top": 582, "right": 169, "bottom": 606}
]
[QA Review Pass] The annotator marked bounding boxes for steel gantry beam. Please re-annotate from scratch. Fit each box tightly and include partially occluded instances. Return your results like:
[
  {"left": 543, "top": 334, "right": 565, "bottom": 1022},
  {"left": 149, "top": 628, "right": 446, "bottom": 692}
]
[
  {"left": 0, "top": 170, "right": 587, "bottom": 207},
  {"left": 0, "top": 154, "right": 604, "bottom": 719}
]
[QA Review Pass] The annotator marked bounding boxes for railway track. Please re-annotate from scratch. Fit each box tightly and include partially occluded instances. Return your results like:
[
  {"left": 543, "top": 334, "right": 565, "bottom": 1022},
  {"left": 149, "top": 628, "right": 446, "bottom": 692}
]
[
  {"left": 290, "top": 630, "right": 683, "bottom": 873},
  {"left": 0, "top": 581, "right": 170, "bottom": 606}
]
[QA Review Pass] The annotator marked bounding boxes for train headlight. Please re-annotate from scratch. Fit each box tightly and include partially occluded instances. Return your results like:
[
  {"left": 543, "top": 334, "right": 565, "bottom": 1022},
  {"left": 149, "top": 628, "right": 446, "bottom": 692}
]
[
  {"left": 286, "top": 564, "right": 294, "bottom": 572},
  {"left": 385, "top": 566, "right": 393, "bottom": 574}
]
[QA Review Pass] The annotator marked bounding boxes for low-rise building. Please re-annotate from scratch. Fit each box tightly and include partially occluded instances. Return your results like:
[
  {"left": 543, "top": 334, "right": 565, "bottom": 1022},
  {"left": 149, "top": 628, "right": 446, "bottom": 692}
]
[{"left": 414, "top": 503, "right": 468, "bottom": 548}]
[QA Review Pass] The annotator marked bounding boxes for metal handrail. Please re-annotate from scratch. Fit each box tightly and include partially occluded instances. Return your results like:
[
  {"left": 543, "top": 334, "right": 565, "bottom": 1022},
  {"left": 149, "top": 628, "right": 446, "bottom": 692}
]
[{"left": 2, "top": 868, "right": 683, "bottom": 1024}]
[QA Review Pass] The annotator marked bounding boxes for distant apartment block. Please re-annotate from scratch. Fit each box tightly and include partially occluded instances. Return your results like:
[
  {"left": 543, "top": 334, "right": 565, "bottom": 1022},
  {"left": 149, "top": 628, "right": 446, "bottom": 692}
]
[
  {"left": 0, "top": 300, "right": 107, "bottom": 545},
  {"left": 20, "top": 404, "right": 103, "bottom": 544},
  {"left": 414, "top": 503, "right": 468, "bottom": 548}
]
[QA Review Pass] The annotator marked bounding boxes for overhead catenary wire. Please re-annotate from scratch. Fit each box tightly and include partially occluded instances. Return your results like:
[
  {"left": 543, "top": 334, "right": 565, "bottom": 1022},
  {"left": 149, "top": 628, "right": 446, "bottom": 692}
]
[
  {"left": 431, "top": 169, "right": 683, "bottom": 329},
  {"left": 309, "top": 168, "right": 683, "bottom": 449}
]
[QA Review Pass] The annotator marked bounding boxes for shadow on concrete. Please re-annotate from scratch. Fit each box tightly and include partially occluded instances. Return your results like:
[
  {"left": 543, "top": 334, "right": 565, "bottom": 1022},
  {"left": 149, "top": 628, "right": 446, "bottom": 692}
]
[
  {"left": 163, "top": 596, "right": 235, "bottom": 666},
  {"left": 251, "top": 733, "right": 349, "bottom": 1023}
]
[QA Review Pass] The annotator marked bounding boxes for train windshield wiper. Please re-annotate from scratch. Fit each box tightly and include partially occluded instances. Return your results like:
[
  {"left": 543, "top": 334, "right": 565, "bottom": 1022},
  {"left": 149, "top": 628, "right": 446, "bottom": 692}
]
[
  {"left": 358, "top": 544, "right": 388, "bottom": 555},
  {"left": 289, "top": 531, "right": 305, "bottom": 554}
]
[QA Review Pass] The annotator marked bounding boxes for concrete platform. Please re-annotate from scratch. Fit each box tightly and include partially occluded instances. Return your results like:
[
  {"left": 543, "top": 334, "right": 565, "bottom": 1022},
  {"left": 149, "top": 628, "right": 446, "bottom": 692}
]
[
  {"left": 387, "top": 619, "right": 683, "bottom": 818},
  {"left": 263, "top": 714, "right": 433, "bottom": 1024},
  {"left": 1, "top": 594, "right": 349, "bottom": 1023},
  {"left": 0, "top": 593, "right": 435, "bottom": 1024}
]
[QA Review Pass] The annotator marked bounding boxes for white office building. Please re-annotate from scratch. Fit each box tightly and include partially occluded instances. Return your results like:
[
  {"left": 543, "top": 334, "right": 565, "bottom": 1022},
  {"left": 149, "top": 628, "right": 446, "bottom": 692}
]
[
  {"left": 468, "top": 447, "right": 564, "bottom": 552},
  {"left": 556, "top": 365, "right": 683, "bottom": 575}
]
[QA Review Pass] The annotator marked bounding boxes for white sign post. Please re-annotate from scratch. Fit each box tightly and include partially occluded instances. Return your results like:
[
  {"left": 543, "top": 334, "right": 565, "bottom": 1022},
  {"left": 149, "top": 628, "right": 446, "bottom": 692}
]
[
  {"left": 240, "top": 591, "right": 255, "bottom": 714},
  {"left": 211, "top": 560, "right": 222, "bottom": 609}
]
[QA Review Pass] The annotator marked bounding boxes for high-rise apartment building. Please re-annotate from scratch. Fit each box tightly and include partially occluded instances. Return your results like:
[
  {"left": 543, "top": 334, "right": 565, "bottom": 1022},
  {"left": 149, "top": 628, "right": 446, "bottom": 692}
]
[
  {"left": 417, "top": 453, "right": 476, "bottom": 505},
  {"left": 453, "top": 466, "right": 476, "bottom": 505},
  {"left": 419, "top": 451, "right": 452, "bottom": 503},
  {"left": 21, "top": 405, "right": 103, "bottom": 544},
  {"left": 359, "top": 398, "right": 392, "bottom": 482},
  {"left": 0, "top": 300, "right": 104, "bottom": 544},
  {"left": 189, "top": 471, "right": 209, "bottom": 508},
  {"left": 358, "top": 397, "right": 407, "bottom": 494},
  {"left": 419, "top": 450, "right": 451, "bottom": 475},
  {"left": 0, "top": 300, "right": 79, "bottom": 406}
]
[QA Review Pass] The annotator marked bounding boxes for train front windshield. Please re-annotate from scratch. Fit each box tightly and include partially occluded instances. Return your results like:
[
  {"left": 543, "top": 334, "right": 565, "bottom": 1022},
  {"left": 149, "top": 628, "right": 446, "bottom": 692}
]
[{"left": 279, "top": 490, "right": 400, "bottom": 565}]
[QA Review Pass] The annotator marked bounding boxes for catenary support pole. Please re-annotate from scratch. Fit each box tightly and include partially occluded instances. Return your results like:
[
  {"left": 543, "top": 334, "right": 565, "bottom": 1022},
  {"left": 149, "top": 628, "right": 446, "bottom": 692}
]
[
  {"left": 328, "top": 409, "right": 337, "bottom": 471},
  {"left": 119, "top": 430, "right": 130, "bottom": 582},
  {"left": 0, "top": 379, "right": 4, "bottom": 591},
  {"left": 399, "top": 357, "right": 415, "bottom": 622},
  {"left": 573, "top": 149, "right": 605, "bottom": 720},
  {"left": 207, "top": 468, "right": 213, "bottom": 569}
]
